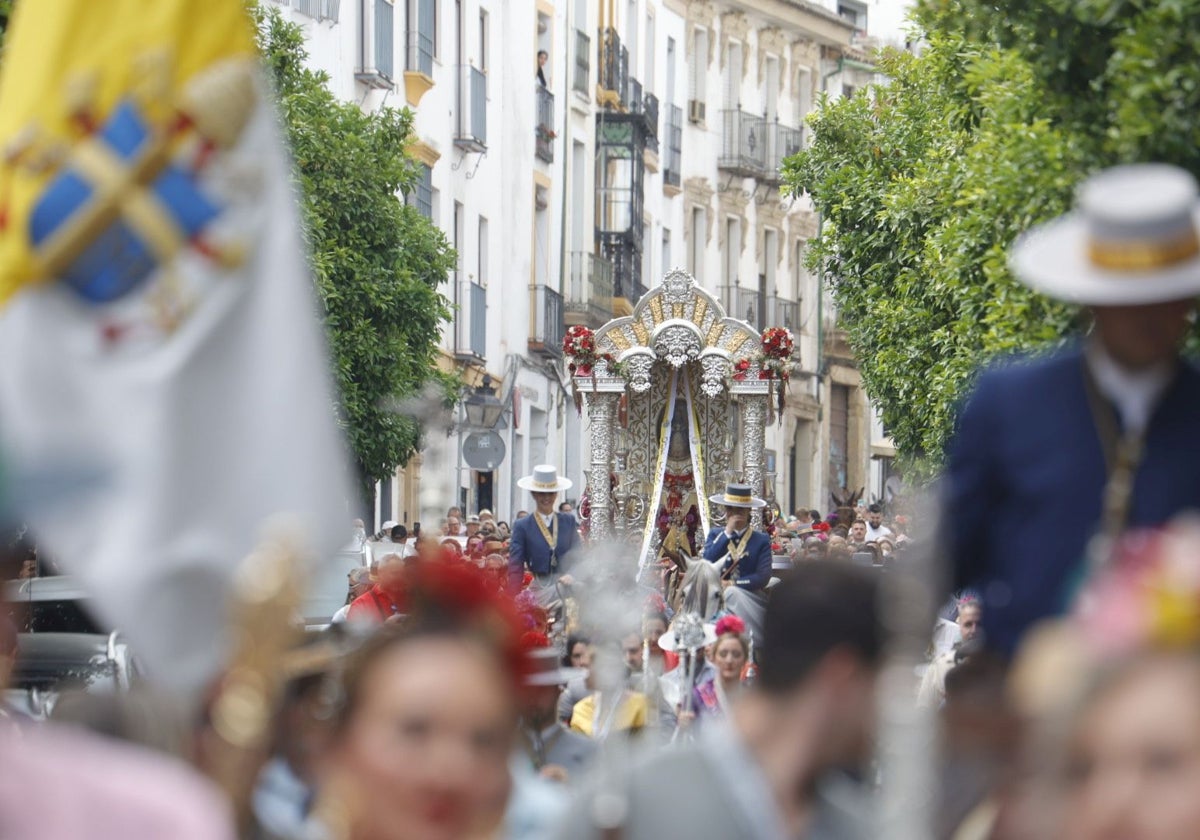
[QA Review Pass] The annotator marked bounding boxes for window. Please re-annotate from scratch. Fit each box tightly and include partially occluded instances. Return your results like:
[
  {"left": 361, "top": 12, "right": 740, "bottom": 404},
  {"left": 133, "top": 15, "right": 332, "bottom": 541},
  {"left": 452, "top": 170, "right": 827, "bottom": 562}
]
[
  {"left": 642, "top": 222, "right": 652, "bottom": 289},
  {"left": 479, "top": 9, "right": 489, "bottom": 71},
  {"left": 722, "top": 217, "right": 739, "bottom": 288},
  {"left": 408, "top": 163, "right": 433, "bottom": 219},
  {"left": 688, "top": 27, "right": 707, "bottom": 104},
  {"left": 688, "top": 206, "right": 705, "bottom": 280},
  {"left": 795, "top": 67, "right": 813, "bottom": 126},
  {"left": 626, "top": 0, "right": 639, "bottom": 78},
  {"left": 478, "top": 216, "right": 489, "bottom": 286},
  {"left": 662, "top": 228, "right": 671, "bottom": 273},
  {"left": 407, "top": 0, "right": 435, "bottom": 75},
  {"left": 645, "top": 13, "right": 655, "bottom": 93},
  {"left": 723, "top": 41, "right": 741, "bottom": 110},
  {"left": 764, "top": 228, "right": 778, "bottom": 296},
  {"left": 666, "top": 37, "right": 676, "bottom": 105},
  {"left": 837, "top": 0, "right": 867, "bottom": 33},
  {"left": 764, "top": 55, "right": 779, "bottom": 122}
]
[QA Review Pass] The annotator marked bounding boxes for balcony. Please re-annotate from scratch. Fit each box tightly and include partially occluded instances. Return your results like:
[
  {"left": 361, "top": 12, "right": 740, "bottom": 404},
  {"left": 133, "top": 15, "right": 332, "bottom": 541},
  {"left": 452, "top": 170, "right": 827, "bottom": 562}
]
[
  {"left": 764, "top": 123, "right": 804, "bottom": 186},
  {"left": 529, "top": 285, "right": 565, "bottom": 359},
  {"left": 455, "top": 66, "right": 487, "bottom": 152},
  {"left": 566, "top": 252, "right": 615, "bottom": 328},
  {"left": 768, "top": 295, "right": 800, "bottom": 332},
  {"left": 719, "top": 109, "right": 768, "bottom": 178},
  {"left": 455, "top": 279, "right": 487, "bottom": 361},
  {"left": 628, "top": 82, "right": 659, "bottom": 153},
  {"left": 355, "top": 0, "right": 395, "bottom": 88},
  {"left": 722, "top": 285, "right": 767, "bottom": 330},
  {"left": 597, "top": 27, "right": 629, "bottom": 108},
  {"left": 573, "top": 30, "right": 591, "bottom": 95},
  {"left": 664, "top": 104, "right": 682, "bottom": 188},
  {"left": 535, "top": 86, "right": 555, "bottom": 163}
]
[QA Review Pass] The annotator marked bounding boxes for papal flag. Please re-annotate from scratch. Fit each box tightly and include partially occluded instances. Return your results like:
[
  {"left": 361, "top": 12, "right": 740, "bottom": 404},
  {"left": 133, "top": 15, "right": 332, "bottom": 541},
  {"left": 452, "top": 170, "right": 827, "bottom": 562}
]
[{"left": 0, "top": 1, "right": 353, "bottom": 689}]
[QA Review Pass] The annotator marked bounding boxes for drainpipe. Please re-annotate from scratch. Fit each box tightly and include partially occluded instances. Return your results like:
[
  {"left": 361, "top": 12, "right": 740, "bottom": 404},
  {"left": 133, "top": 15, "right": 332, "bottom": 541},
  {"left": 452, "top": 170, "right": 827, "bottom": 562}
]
[
  {"left": 557, "top": 0, "right": 572, "bottom": 297},
  {"left": 814, "top": 57, "right": 844, "bottom": 388}
]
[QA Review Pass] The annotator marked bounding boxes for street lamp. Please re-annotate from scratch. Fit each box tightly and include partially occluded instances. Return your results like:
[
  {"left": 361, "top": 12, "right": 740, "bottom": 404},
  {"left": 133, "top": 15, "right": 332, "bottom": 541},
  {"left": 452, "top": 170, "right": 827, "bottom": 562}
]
[{"left": 463, "top": 374, "right": 504, "bottom": 430}]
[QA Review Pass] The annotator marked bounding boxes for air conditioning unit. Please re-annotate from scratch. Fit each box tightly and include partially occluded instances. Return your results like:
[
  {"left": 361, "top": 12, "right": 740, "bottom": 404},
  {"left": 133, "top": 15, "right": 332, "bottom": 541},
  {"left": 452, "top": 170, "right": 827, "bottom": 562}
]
[{"left": 688, "top": 99, "right": 706, "bottom": 124}]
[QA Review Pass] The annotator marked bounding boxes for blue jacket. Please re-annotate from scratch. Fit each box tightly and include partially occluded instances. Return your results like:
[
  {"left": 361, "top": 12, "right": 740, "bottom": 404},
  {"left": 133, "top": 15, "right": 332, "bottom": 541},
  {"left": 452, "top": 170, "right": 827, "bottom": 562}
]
[
  {"left": 702, "top": 526, "right": 773, "bottom": 590},
  {"left": 946, "top": 348, "right": 1200, "bottom": 656},
  {"left": 508, "top": 512, "right": 580, "bottom": 588}
]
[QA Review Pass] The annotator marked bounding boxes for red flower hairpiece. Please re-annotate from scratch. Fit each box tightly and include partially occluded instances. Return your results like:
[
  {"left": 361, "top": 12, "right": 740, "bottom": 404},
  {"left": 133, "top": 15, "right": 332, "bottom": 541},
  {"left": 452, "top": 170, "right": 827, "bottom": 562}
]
[{"left": 716, "top": 615, "right": 746, "bottom": 637}]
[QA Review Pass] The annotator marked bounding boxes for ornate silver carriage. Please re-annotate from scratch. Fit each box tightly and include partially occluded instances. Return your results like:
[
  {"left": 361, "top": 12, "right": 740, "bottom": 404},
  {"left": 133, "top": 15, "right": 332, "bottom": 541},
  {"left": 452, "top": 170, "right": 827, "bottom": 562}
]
[{"left": 573, "top": 269, "right": 777, "bottom": 572}]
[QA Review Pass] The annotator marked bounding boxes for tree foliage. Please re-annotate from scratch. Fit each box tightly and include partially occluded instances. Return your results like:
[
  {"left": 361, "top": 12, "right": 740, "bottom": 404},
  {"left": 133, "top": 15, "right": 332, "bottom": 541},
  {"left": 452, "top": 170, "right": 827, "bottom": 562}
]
[
  {"left": 253, "top": 7, "right": 455, "bottom": 490},
  {"left": 786, "top": 0, "right": 1200, "bottom": 475}
]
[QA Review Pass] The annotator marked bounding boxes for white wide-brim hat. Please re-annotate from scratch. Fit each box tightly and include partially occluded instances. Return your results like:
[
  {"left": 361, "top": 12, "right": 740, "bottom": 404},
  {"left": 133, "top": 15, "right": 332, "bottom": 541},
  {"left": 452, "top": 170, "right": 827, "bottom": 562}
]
[
  {"left": 517, "top": 464, "right": 573, "bottom": 493},
  {"left": 1010, "top": 164, "right": 1200, "bottom": 306},
  {"left": 707, "top": 482, "right": 767, "bottom": 510}
]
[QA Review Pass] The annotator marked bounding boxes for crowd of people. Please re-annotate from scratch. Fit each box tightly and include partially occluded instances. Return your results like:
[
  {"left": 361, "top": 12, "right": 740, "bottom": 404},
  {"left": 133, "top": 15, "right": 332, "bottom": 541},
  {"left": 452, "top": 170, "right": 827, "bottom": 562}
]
[{"left": 10, "top": 162, "right": 1200, "bottom": 840}]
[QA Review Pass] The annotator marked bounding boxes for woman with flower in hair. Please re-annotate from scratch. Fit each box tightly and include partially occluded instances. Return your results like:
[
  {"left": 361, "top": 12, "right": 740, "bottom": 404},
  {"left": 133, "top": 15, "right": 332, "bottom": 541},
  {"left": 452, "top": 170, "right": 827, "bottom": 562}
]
[
  {"left": 687, "top": 616, "right": 750, "bottom": 724},
  {"left": 318, "top": 561, "right": 526, "bottom": 840}
]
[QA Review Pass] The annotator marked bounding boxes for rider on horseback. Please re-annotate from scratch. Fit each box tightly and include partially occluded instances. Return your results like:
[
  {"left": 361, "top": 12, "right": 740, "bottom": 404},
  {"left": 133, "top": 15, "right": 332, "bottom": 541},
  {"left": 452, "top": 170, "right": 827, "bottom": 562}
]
[{"left": 701, "top": 483, "right": 773, "bottom": 644}]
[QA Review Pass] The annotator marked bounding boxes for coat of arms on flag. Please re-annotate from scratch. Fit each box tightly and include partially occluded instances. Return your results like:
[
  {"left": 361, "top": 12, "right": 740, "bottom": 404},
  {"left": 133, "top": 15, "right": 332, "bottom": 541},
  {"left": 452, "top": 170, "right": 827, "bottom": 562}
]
[{"left": 0, "top": 1, "right": 352, "bottom": 690}]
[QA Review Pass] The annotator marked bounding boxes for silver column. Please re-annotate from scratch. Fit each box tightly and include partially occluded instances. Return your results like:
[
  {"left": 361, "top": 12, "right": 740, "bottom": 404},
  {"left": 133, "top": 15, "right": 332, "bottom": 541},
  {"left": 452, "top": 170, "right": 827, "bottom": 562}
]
[
  {"left": 741, "top": 393, "right": 768, "bottom": 529},
  {"left": 585, "top": 391, "right": 618, "bottom": 542}
]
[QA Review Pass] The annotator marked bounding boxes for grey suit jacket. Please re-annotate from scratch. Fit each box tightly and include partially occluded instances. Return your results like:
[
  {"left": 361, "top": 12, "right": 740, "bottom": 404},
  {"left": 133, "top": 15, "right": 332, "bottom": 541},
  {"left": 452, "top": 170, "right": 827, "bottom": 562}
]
[{"left": 557, "top": 721, "right": 873, "bottom": 840}]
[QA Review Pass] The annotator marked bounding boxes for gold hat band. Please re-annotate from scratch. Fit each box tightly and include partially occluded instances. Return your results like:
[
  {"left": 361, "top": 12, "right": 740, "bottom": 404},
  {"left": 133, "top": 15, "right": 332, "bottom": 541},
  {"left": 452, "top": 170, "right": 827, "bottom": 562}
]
[
  {"left": 1088, "top": 228, "right": 1200, "bottom": 272},
  {"left": 532, "top": 479, "right": 560, "bottom": 489},
  {"left": 725, "top": 493, "right": 753, "bottom": 504}
]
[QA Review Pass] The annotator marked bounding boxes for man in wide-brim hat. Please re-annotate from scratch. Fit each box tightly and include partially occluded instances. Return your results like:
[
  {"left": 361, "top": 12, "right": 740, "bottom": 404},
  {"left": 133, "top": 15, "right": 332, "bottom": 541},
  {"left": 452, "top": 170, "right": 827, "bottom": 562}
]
[
  {"left": 947, "top": 163, "right": 1200, "bottom": 656},
  {"left": 516, "top": 646, "right": 595, "bottom": 782},
  {"left": 508, "top": 465, "right": 580, "bottom": 601},
  {"left": 702, "top": 482, "right": 773, "bottom": 644}
]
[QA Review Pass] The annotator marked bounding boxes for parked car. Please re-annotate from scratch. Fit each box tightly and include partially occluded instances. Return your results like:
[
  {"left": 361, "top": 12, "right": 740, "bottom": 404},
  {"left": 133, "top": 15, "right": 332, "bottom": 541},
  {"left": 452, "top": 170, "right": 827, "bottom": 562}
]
[
  {"left": 301, "top": 544, "right": 370, "bottom": 629},
  {"left": 4, "top": 576, "right": 103, "bottom": 634},
  {"left": 5, "top": 631, "right": 142, "bottom": 720}
]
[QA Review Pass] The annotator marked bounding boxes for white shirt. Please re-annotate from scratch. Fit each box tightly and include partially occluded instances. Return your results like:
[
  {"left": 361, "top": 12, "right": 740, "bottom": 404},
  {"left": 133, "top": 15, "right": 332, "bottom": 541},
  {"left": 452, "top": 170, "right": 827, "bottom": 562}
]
[
  {"left": 1086, "top": 342, "right": 1174, "bottom": 434},
  {"left": 864, "top": 523, "right": 893, "bottom": 543}
]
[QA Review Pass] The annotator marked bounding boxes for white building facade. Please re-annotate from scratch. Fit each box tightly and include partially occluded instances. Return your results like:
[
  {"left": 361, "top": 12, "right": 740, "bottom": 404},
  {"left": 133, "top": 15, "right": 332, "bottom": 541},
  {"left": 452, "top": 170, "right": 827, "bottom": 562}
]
[{"left": 270, "top": 0, "right": 894, "bottom": 528}]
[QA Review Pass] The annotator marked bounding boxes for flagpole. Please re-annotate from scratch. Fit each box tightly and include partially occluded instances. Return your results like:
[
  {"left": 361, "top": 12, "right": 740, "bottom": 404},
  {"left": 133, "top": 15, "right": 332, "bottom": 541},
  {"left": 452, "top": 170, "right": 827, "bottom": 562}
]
[{"left": 201, "top": 522, "right": 304, "bottom": 836}]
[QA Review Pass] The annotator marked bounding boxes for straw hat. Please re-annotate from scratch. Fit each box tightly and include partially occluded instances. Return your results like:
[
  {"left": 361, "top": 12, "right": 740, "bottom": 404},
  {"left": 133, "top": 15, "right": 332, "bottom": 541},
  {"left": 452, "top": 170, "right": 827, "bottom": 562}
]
[
  {"left": 707, "top": 481, "right": 767, "bottom": 510},
  {"left": 516, "top": 464, "right": 573, "bottom": 493},
  {"left": 1010, "top": 164, "right": 1200, "bottom": 305}
]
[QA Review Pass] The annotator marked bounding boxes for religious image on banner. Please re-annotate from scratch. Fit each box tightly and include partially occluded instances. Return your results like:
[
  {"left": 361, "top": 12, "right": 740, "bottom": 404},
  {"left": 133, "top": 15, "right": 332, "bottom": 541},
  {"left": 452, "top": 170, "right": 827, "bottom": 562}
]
[{"left": 0, "top": 1, "right": 352, "bottom": 690}]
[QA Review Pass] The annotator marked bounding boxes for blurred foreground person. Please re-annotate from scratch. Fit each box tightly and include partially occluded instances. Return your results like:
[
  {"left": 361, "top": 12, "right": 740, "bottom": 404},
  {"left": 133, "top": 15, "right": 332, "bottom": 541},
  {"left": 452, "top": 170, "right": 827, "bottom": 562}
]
[
  {"left": 560, "top": 562, "right": 882, "bottom": 840},
  {"left": 949, "top": 164, "right": 1200, "bottom": 655},
  {"left": 0, "top": 593, "right": 234, "bottom": 838},
  {"left": 1055, "top": 653, "right": 1200, "bottom": 840},
  {"left": 319, "top": 563, "right": 524, "bottom": 840},
  {"left": 517, "top": 643, "right": 594, "bottom": 783}
]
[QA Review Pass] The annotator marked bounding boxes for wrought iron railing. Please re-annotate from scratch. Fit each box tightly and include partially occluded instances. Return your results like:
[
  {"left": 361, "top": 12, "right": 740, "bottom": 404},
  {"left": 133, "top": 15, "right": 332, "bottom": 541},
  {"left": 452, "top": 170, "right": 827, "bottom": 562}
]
[
  {"left": 566, "top": 252, "right": 615, "bottom": 327},
  {"left": 768, "top": 295, "right": 800, "bottom": 332},
  {"left": 573, "top": 30, "right": 591, "bottom": 94},
  {"left": 764, "top": 123, "right": 804, "bottom": 185},
  {"left": 455, "top": 66, "right": 487, "bottom": 152},
  {"left": 722, "top": 285, "right": 767, "bottom": 330},
  {"left": 635, "top": 88, "right": 660, "bottom": 153},
  {"left": 529, "top": 285, "right": 565, "bottom": 358},
  {"left": 719, "top": 109, "right": 768, "bottom": 178},
  {"left": 535, "top": 86, "right": 555, "bottom": 163},
  {"left": 664, "top": 104, "right": 682, "bottom": 187}
]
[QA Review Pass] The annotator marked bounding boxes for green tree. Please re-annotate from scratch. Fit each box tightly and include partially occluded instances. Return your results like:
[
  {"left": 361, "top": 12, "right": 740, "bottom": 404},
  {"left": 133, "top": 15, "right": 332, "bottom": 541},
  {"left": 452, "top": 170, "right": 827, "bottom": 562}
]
[
  {"left": 786, "top": 1, "right": 1200, "bottom": 475},
  {"left": 253, "top": 7, "right": 456, "bottom": 503}
]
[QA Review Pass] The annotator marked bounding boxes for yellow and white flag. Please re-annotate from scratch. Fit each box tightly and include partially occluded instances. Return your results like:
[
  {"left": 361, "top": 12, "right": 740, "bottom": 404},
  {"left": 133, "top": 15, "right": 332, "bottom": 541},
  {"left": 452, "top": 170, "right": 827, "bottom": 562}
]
[{"left": 0, "top": 1, "right": 353, "bottom": 689}]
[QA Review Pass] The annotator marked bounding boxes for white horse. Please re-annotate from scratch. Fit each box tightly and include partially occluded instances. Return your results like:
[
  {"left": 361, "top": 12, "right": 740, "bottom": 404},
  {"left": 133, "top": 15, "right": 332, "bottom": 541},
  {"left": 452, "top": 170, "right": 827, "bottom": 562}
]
[{"left": 678, "top": 556, "right": 724, "bottom": 622}]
